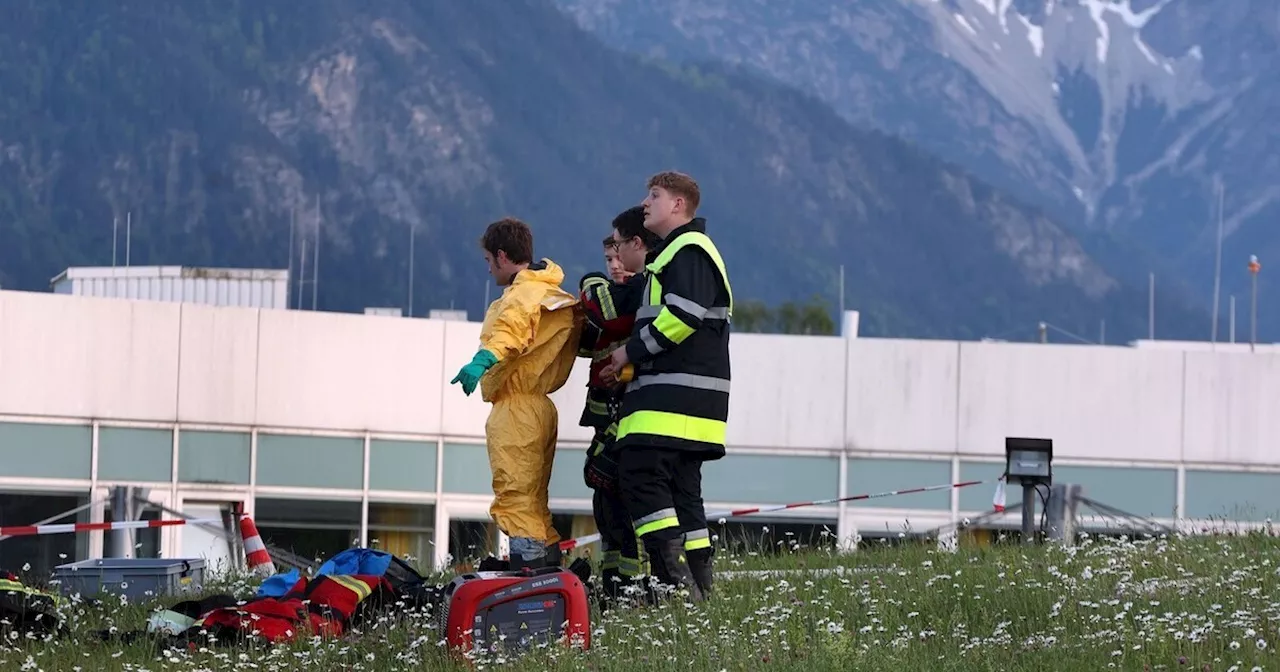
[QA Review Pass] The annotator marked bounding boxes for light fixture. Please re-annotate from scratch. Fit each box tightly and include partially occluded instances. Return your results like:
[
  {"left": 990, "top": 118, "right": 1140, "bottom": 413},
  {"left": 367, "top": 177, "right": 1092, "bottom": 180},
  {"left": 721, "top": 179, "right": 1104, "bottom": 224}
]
[
  {"left": 1005, "top": 437, "right": 1053, "bottom": 545},
  {"left": 1005, "top": 437, "right": 1053, "bottom": 487}
]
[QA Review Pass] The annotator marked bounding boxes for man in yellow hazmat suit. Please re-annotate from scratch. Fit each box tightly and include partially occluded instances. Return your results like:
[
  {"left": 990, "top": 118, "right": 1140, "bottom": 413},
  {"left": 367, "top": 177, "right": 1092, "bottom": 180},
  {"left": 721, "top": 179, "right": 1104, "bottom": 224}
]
[{"left": 450, "top": 217, "right": 583, "bottom": 570}]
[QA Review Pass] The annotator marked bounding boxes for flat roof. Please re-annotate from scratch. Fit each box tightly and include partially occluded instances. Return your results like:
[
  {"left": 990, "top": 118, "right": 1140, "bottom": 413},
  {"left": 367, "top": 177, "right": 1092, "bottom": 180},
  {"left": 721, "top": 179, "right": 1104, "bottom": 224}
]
[{"left": 50, "top": 266, "right": 289, "bottom": 286}]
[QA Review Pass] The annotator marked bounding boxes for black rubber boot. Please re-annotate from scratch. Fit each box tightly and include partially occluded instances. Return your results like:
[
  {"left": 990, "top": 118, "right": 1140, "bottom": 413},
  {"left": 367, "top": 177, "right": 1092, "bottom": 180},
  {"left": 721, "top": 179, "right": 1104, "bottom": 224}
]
[
  {"left": 543, "top": 542, "right": 563, "bottom": 568},
  {"left": 642, "top": 536, "right": 704, "bottom": 602},
  {"left": 686, "top": 547, "right": 714, "bottom": 598}
]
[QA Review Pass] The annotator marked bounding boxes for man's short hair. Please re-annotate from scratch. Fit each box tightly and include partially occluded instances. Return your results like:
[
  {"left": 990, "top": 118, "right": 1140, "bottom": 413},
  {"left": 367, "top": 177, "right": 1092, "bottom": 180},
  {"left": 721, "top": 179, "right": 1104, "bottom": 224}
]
[
  {"left": 480, "top": 217, "right": 533, "bottom": 264},
  {"left": 602, "top": 235, "right": 617, "bottom": 248},
  {"left": 611, "top": 205, "right": 661, "bottom": 249},
  {"left": 647, "top": 170, "right": 700, "bottom": 214}
]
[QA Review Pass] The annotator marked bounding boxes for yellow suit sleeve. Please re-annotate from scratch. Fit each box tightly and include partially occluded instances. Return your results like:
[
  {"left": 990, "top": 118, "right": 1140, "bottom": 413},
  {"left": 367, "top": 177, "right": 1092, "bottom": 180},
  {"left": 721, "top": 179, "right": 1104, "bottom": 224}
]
[{"left": 481, "top": 288, "right": 542, "bottom": 363}]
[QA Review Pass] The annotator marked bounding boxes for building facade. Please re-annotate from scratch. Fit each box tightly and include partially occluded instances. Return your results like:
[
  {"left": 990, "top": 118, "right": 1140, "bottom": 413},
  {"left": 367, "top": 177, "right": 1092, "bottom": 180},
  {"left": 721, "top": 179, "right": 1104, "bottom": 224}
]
[{"left": 1, "top": 288, "right": 1279, "bottom": 576}]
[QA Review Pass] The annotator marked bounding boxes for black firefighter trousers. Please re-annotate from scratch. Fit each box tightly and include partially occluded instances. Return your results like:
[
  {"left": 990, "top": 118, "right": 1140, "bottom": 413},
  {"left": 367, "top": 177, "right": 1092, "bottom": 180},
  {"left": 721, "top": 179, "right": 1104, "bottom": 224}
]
[{"left": 617, "top": 446, "right": 709, "bottom": 551}]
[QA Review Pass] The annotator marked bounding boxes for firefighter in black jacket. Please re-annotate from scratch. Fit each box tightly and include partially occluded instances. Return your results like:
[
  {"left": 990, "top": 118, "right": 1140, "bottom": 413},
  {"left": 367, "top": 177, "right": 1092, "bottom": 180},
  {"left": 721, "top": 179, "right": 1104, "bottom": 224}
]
[
  {"left": 601, "top": 171, "right": 732, "bottom": 602},
  {"left": 576, "top": 208, "right": 645, "bottom": 601},
  {"left": 576, "top": 206, "right": 661, "bottom": 608}
]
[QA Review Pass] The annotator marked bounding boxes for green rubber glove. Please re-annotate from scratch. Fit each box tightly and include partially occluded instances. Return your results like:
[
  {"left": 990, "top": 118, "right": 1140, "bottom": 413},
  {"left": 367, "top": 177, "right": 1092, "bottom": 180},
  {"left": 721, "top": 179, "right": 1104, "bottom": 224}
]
[{"left": 451, "top": 350, "right": 498, "bottom": 396}]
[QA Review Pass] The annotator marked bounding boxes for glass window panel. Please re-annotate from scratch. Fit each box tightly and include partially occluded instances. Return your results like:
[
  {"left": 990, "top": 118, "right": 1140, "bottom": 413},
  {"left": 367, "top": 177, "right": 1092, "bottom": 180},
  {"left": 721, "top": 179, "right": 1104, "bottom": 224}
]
[
  {"left": 548, "top": 449, "right": 592, "bottom": 500},
  {"left": 255, "top": 497, "right": 362, "bottom": 564},
  {"left": 0, "top": 422, "right": 91, "bottom": 480},
  {"left": 956, "top": 460, "right": 1004, "bottom": 512},
  {"left": 257, "top": 434, "right": 363, "bottom": 490},
  {"left": 0, "top": 491, "right": 91, "bottom": 578},
  {"left": 368, "top": 502, "right": 434, "bottom": 570},
  {"left": 447, "top": 519, "right": 499, "bottom": 570},
  {"left": 441, "top": 443, "right": 492, "bottom": 495},
  {"left": 958, "top": 461, "right": 1177, "bottom": 518},
  {"left": 179, "top": 430, "right": 251, "bottom": 485},
  {"left": 369, "top": 439, "right": 436, "bottom": 492},
  {"left": 703, "top": 453, "right": 839, "bottom": 505},
  {"left": 846, "top": 458, "right": 953, "bottom": 510},
  {"left": 98, "top": 427, "right": 173, "bottom": 482},
  {"left": 1185, "top": 470, "right": 1280, "bottom": 522}
]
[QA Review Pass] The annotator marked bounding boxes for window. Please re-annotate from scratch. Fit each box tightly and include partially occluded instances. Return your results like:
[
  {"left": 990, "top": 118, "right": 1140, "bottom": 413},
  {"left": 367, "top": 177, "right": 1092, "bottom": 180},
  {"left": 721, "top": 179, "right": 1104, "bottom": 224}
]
[
  {"left": 254, "top": 498, "right": 361, "bottom": 564},
  {"left": 179, "top": 430, "right": 251, "bottom": 485},
  {"left": 367, "top": 502, "right": 434, "bottom": 571}
]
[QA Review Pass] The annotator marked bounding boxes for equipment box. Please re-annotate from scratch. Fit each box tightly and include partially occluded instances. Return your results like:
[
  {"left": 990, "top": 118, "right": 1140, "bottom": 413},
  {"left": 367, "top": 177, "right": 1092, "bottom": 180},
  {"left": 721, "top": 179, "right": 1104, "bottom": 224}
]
[{"left": 50, "top": 558, "right": 206, "bottom": 601}]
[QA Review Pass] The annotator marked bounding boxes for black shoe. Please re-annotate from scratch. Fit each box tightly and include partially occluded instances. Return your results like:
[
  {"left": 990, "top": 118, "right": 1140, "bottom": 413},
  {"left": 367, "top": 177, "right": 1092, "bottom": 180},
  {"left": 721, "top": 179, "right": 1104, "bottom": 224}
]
[
  {"left": 543, "top": 542, "right": 563, "bottom": 568},
  {"left": 477, "top": 556, "right": 510, "bottom": 572},
  {"left": 686, "top": 547, "right": 714, "bottom": 597},
  {"left": 642, "top": 537, "right": 704, "bottom": 602}
]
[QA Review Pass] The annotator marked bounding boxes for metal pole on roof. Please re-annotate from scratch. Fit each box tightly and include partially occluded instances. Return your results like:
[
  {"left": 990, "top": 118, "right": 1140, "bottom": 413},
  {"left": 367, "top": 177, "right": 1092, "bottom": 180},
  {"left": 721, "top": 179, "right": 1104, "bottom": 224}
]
[
  {"left": 838, "top": 264, "right": 845, "bottom": 336},
  {"left": 1148, "top": 272, "right": 1155, "bottom": 340},
  {"left": 112, "top": 216, "right": 118, "bottom": 267},
  {"left": 312, "top": 194, "right": 320, "bottom": 311},
  {"left": 1210, "top": 178, "right": 1224, "bottom": 346},
  {"left": 1229, "top": 295, "right": 1236, "bottom": 344},
  {"left": 125, "top": 211, "right": 132, "bottom": 268},
  {"left": 408, "top": 223, "right": 416, "bottom": 318},
  {"left": 298, "top": 239, "right": 308, "bottom": 310},
  {"left": 287, "top": 207, "right": 295, "bottom": 311}
]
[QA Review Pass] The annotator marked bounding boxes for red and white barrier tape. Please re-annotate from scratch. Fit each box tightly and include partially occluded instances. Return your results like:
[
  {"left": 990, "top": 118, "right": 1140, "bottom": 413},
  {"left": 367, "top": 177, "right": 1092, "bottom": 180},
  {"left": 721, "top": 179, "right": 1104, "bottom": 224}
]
[
  {"left": 0, "top": 517, "right": 226, "bottom": 538},
  {"left": 558, "top": 478, "right": 990, "bottom": 552}
]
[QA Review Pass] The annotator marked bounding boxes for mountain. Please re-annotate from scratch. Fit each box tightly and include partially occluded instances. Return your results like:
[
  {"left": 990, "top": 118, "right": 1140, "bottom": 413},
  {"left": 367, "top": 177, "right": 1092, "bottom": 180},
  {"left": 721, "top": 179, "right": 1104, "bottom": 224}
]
[
  {"left": 552, "top": 0, "right": 1277, "bottom": 340},
  {"left": 0, "top": 0, "right": 1208, "bottom": 341}
]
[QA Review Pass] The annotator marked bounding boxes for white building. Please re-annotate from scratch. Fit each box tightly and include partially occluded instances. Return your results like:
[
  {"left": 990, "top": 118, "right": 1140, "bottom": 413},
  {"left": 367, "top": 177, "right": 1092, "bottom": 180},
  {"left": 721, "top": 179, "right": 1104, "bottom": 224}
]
[
  {"left": 0, "top": 287, "right": 1278, "bottom": 576},
  {"left": 51, "top": 266, "right": 291, "bottom": 310}
]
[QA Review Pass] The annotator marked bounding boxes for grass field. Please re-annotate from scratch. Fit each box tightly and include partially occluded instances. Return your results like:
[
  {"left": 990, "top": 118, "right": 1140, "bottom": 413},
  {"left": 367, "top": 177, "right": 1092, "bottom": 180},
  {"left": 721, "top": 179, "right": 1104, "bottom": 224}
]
[{"left": 2, "top": 531, "right": 1277, "bottom": 671}]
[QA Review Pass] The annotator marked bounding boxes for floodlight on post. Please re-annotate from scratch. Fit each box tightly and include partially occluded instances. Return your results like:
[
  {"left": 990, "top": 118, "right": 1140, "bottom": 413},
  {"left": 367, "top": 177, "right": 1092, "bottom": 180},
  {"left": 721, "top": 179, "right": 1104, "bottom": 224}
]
[{"left": 1004, "top": 437, "right": 1053, "bottom": 544}]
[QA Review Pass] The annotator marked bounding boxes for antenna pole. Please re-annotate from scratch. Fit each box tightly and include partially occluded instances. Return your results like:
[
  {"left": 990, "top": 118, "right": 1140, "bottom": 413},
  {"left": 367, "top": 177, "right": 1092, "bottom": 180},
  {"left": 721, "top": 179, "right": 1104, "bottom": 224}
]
[
  {"left": 1148, "top": 272, "right": 1155, "bottom": 340},
  {"left": 112, "top": 216, "right": 119, "bottom": 267},
  {"left": 125, "top": 211, "right": 132, "bottom": 267},
  {"left": 1211, "top": 179, "right": 1224, "bottom": 345},
  {"left": 298, "top": 239, "right": 308, "bottom": 310},
  {"left": 1229, "top": 295, "right": 1236, "bottom": 343},
  {"left": 287, "top": 207, "right": 296, "bottom": 310},
  {"left": 1249, "top": 255, "right": 1262, "bottom": 353},
  {"left": 838, "top": 264, "right": 845, "bottom": 331},
  {"left": 312, "top": 194, "right": 320, "bottom": 311},
  {"left": 408, "top": 224, "right": 416, "bottom": 318}
]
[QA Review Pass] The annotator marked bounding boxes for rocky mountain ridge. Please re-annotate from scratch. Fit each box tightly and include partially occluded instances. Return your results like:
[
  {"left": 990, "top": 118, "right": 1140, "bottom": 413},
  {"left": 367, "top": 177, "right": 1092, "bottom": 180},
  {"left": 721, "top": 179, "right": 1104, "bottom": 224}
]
[{"left": 0, "top": 0, "right": 1209, "bottom": 341}]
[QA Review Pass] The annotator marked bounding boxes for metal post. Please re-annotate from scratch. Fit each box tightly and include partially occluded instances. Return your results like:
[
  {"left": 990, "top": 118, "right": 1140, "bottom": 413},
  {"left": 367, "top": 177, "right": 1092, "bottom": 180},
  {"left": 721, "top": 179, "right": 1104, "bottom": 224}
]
[
  {"left": 112, "top": 216, "right": 118, "bottom": 267},
  {"left": 1251, "top": 257, "right": 1260, "bottom": 352},
  {"left": 1021, "top": 484, "right": 1037, "bottom": 544},
  {"left": 1148, "top": 272, "right": 1156, "bottom": 340},
  {"left": 312, "top": 194, "right": 320, "bottom": 311},
  {"left": 408, "top": 224, "right": 416, "bottom": 318},
  {"left": 1046, "top": 483, "right": 1082, "bottom": 544},
  {"left": 1211, "top": 180, "right": 1224, "bottom": 345},
  {"left": 1099, "top": 319, "right": 1106, "bottom": 345},
  {"left": 1230, "top": 296, "right": 1236, "bottom": 343},
  {"left": 125, "top": 211, "right": 133, "bottom": 268},
  {"left": 107, "top": 486, "right": 132, "bottom": 559},
  {"left": 838, "top": 264, "right": 845, "bottom": 335},
  {"left": 1252, "top": 274, "right": 1258, "bottom": 351},
  {"left": 287, "top": 207, "right": 295, "bottom": 310},
  {"left": 1038, "top": 322, "right": 1048, "bottom": 344}
]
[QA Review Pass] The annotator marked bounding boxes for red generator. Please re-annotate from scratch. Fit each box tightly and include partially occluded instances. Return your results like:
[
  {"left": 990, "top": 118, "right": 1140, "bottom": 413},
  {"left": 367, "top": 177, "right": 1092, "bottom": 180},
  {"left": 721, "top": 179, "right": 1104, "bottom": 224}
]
[{"left": 439, "top": 566, "right": 592, "bottom": 656}]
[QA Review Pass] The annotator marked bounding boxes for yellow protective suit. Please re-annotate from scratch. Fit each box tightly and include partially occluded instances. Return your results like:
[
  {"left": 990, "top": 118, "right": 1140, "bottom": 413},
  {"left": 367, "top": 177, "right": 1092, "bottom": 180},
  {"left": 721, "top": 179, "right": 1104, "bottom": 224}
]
[{"left": 477, "top": 258, "right": 583, "bottom": 546}]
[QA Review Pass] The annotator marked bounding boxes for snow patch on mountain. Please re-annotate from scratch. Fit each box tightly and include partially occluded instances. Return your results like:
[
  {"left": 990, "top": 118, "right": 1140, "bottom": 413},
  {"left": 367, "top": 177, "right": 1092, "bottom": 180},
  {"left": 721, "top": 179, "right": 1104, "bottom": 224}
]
[{"left": 908, "top": 0, "right": 1216, "bottom": 215}]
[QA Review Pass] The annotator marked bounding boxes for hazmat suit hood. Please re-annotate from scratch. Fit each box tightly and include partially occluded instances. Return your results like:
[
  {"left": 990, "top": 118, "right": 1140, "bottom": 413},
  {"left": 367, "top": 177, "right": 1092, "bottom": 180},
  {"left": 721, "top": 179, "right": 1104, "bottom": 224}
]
[{"left": 478, "top": 257, "right": 582, "bottom": 403}]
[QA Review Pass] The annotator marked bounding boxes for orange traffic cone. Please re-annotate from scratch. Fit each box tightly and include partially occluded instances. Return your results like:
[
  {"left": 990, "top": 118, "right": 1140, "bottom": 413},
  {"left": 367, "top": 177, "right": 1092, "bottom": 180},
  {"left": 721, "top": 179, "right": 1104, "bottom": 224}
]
[{"left": 238, "top": 513, "right": 277, "bottom": 578}]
